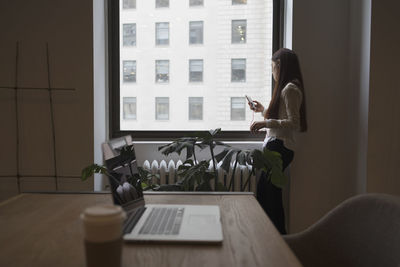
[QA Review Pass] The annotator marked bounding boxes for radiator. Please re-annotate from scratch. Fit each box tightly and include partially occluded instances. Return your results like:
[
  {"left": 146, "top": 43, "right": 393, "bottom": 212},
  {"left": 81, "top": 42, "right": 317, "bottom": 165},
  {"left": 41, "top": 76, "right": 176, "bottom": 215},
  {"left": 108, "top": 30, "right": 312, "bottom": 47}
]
[{"left": 143, "top": 160, "right": 258, "bottom": 193}]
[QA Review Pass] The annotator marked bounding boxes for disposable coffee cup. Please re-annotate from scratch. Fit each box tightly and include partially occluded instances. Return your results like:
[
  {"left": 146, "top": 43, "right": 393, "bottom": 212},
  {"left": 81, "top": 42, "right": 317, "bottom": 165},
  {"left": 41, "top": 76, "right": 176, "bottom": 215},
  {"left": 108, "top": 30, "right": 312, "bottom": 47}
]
[{"left": 81, "top": 204, "right": 126, "bottom": 267}]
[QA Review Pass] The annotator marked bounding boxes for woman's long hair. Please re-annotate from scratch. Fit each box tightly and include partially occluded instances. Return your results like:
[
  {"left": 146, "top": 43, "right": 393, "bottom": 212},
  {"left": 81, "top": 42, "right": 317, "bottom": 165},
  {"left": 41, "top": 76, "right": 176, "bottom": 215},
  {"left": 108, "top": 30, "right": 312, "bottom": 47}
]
[{"left": 265, "top": 48, "right": 307, "bottom": 132}]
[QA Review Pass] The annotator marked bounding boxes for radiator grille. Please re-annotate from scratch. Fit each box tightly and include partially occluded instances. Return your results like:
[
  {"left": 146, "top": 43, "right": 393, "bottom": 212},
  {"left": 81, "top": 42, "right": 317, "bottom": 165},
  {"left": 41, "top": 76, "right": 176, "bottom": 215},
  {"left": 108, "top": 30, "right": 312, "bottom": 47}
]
[{"left": 143, "top": 160, "right": 257, "bottom": 193}]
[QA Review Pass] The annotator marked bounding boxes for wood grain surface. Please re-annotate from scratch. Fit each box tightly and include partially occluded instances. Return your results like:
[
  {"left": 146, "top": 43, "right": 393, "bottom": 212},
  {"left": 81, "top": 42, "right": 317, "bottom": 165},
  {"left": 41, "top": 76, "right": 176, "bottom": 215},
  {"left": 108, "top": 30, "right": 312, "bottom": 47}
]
[{"left": 0, "top": 193, "right": 302, "bottom": 267}]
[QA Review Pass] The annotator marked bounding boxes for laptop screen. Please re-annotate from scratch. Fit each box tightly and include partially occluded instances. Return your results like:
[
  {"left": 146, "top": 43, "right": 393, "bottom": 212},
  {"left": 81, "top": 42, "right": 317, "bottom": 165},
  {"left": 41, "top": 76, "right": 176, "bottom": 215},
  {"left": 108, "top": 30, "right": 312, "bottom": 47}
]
[{"left": 104, "top": 148, "right": 145, "bottom": 210}]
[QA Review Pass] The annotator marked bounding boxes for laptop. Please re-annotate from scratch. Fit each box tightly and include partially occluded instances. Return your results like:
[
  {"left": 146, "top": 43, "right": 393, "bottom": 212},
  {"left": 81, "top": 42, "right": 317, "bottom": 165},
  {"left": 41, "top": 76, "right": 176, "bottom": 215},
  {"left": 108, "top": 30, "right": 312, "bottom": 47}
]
[{"left": 105, "top": 150, "right": 223, "bottom": 243}]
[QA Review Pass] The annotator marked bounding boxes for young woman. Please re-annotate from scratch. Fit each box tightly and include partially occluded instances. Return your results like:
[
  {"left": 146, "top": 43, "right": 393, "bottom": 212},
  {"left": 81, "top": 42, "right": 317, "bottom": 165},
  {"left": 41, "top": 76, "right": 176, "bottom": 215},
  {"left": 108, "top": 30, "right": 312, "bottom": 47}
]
[{"left": 249, "top": 48, "right": 307, "bottom": 234}]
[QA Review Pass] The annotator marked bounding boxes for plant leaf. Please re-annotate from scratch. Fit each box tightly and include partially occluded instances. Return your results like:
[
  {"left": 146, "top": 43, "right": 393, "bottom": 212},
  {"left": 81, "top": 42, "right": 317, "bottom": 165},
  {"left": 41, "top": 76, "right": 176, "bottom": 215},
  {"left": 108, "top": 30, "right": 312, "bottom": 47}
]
[
  {"left": 214, "top": 148, "right": 230, "bottom": 162},
  {"left": 220, "top": 149, "right": 236, "bottom": 172},
  {"left": 81, "top": 164, "right": 107, "bottom": 181}
]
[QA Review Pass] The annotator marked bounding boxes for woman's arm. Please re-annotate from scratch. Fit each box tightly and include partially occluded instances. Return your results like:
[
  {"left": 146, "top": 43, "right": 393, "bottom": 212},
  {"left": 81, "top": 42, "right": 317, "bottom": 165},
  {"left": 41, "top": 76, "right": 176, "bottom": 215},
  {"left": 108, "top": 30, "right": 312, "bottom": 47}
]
[
  {"left": 265, "top": 85, "right": 302, "bottom": 130},
  {"left": 250, "top": 84, "right": 302, "bottom": 132}
]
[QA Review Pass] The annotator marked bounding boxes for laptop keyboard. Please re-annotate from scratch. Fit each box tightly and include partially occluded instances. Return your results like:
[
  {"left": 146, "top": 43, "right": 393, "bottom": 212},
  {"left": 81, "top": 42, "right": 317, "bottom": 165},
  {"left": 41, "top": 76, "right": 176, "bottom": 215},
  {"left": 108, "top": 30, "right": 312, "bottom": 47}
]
[
  {"left": 139, "top": 207, "right": 185, "bottom": 235},
  {"left": 123, "top": 206, "right": 147, "bottom": 234}
]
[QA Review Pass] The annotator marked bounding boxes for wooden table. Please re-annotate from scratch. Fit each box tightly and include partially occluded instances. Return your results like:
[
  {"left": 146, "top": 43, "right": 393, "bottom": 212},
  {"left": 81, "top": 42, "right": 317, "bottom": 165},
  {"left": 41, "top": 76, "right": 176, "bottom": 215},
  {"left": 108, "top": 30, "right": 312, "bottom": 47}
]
[{"left": 0, "top": 193, "right": 302, "bottom": 267}]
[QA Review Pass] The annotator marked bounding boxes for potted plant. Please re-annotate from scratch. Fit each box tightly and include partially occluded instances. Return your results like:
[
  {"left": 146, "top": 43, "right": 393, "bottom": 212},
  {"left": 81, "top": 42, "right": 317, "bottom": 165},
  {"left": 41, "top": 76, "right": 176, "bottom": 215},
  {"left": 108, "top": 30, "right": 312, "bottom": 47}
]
[{"left": 81, "top": 129, "right": 287, "bottom": 193}]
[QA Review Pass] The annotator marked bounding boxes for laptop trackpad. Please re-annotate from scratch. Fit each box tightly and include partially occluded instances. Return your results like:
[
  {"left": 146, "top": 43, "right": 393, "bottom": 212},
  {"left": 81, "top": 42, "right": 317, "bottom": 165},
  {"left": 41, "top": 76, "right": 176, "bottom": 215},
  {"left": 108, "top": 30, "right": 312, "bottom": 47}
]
[{"left": 188, "top": 215, "right": 217, "bottom": 225}]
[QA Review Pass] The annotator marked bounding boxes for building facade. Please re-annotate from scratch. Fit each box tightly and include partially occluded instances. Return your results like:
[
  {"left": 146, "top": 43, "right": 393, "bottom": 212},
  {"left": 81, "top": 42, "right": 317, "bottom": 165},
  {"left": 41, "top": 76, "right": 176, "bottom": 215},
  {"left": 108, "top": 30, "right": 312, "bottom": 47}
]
[{"left": 119, "top": 0, "right": 273, "bottom": 131}]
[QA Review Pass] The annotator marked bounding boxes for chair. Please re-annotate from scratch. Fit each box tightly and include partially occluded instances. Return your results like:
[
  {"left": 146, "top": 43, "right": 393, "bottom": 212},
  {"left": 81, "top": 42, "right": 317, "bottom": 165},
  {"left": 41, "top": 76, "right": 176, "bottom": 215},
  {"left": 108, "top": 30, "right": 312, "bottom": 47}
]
[{"left": 284, "top": 194, "right": 400, "bottom": 267}]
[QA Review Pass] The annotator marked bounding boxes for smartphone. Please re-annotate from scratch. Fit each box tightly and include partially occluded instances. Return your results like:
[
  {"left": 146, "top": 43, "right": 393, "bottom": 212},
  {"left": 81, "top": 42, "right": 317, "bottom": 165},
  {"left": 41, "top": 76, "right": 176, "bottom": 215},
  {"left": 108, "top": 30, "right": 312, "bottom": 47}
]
[{"left": 245, "top": 95, "right": 256, "bottom": 109}]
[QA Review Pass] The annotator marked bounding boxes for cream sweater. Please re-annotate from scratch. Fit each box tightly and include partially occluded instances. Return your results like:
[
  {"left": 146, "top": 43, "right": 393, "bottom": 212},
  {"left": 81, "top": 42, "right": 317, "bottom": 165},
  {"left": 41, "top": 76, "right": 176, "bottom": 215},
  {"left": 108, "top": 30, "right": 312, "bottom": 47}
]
[{"left": 262, "top": 82, "right": 303, "bottom": 149}]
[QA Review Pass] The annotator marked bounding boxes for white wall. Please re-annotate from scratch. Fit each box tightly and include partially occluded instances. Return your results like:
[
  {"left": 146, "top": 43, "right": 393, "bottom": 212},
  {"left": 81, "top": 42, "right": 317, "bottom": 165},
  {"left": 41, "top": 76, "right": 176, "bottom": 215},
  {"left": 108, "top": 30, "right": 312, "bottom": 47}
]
[{"left": 94, "top": 0, "right": 108, "bottom": 191}]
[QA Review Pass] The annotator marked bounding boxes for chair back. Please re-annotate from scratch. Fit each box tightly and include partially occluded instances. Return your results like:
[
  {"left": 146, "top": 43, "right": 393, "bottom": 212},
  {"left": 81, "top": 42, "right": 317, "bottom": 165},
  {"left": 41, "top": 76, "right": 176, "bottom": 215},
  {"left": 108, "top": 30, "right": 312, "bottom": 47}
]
[{"left": 284, "top": 194, "right": 400, "bottom": 267}]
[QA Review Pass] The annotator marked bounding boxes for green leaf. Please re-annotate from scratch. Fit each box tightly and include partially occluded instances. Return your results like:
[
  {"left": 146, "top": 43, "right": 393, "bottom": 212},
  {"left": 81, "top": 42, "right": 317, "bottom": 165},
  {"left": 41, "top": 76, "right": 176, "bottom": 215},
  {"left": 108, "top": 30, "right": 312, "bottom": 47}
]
[
  {"left": 214, "top": 148, "right": 230, "bottom": 162},
  {"left": 209, "top": 128, "right": 221, "bottom": 136},
  {"left": 249, "top": 148, "right": 287, "bottom": 188},
  {"left": 81, "top": 164, "right": 107, "bottom": 181},
  {"left": 195, "top": 181, "right": 212, "bottom": 191},
  {"left": 195, "top": 143, "right": 208, "bottom": 150},
  {"left": 269, "top": 166, "right": 288, "bottom": 188},
  {"left": 158, "top": 138, "right": 197, "bottom": 160},
  {"left": 220, "top": 149, "right": 236, "bottom": 173},
  {"left": 214, "top": 141, "right": 228, "bottom": 146}
]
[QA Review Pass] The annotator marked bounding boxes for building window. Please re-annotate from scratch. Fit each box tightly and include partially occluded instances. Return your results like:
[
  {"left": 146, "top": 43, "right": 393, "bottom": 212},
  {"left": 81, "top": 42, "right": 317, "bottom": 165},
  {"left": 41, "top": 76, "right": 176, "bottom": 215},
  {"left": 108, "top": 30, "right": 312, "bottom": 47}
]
[
  {"left": 123, "top": 61, "right": 136, "bottom": 82},
  {"left": 232, "top": 20, "right": 246, "bottom": 44},
  {"left": 111, "top": 0, "right": 280, "bottom": 138},
  {"left": 123, "top": 23, "right": 136, "bottom": 46},
  {"left": 156, "top": 97, "right": 169, "bottom": 120},
  {"left": 189, "top": 97, "right": 203, "bottom": 120},
  {"left": 189, "top": 60, "right": 203, "bottom": 82},
  {"left": 156, "top": 22, "right": 169, "bottom": 45},
  {"left": 156, "top": 0, "right": 169, "bottom": 8},
  {"left": 123, "top": 97, "right": 137, "bottom": 120},
  {"left": 155, "top": 60, "right": 169, "bottom": 83},
  {"left": 123, "top": 0, "right": 136, "bottom": 9},
  {"left": 231, "top": 59, "right": 246, "bottom": 82},
  {"left": 231, "top": 97, "right": 246, "bottom": 120},
  {"left": 189, "top": 21, "right": 203, "bottom": 44},
  {"left": 232, "top": 0, "right": 247, "bottom": 5},
  {"left": 190, "top": 0, "right": 204, "bottom": 6}
]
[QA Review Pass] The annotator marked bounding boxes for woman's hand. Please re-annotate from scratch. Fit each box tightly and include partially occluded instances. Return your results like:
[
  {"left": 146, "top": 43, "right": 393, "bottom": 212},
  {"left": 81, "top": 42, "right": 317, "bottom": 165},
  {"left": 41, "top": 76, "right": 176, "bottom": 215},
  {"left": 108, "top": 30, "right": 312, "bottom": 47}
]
[
  {"left": 248, "top": 100, "right": 264, "bottom": 113},
  {"left": 250, "top": 120, "right": 267, "bottom": 133}
]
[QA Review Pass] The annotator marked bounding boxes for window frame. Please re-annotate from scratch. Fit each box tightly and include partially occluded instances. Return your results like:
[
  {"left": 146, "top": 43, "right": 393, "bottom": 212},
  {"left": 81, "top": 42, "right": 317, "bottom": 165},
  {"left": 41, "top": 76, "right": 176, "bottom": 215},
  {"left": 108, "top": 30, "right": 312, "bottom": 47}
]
[
  {"left": 109, "top": 0, "right": 284, "bottom": 140},
  {"left": 189, "top": 59, "right": 203, "bottom": 82},
  {"left": 230, "top": 97, "right": 246, "bottom": 121},
  {"left": 231, "top": 19, "right": 247, "bottom": 44},
  {"left": 188, "top": 97, "right": 204, "bottom": 120},
  {"left": 123, "top": 97, "right": 137, "bottom": 120},
  {"left": 155, "top": 60, "right": 170, "bottom": 83},
  {"left": 122, "top": 60, "right": 136, "bottom": 83},
  {"left": 232, "top": 0, "right": 247, "bottom": 5},
  {"left": 156, "top": 0, "right": 169, "bottom": 8},
  {"left": 231, "top": 58, "right": 246, "bottom": 82},
  {"left": 122, "top": 0, "right": 136, "bottom": 9},
  {"left": 155, "top": 22, "right": 170, "bottom": 46},
  {"left": 189, "top": 0, "right": 204, "bottom": 7},
  {"left": 155, "top": 97, "right": 170, "bottom": 120},
  {"left": 189, "top": 21, "right": 204, "bottom": 45},
  {"left": 122, "top": 23, "right": 136, "bottom": 46}
]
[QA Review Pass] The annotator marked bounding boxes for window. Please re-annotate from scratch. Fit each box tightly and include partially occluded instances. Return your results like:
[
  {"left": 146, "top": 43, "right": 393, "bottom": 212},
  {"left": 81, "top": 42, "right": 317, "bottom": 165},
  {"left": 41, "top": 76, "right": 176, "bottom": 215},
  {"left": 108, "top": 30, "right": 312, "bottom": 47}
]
[
  {"left": 156, "top": 97, "right": 169, "bottom": 120},
  {"left": 231, "top": 97, "right": 246, "bottom": 120},
  {"left": 189, "top": 21, "right": 203, "bottom": 44},
  {"left": 123, "top": 97, "right": 137, "bottom": 120},
  {"left": 232, "top": 20, "right": 246, "bottom": 44},
  {"left": 123, "top": 0, "right": 136, "bottom": 9},
  {"left": 155, "top": 60, "right": 169, "bottom": 83},
  {"left": 232, "top": 0, "right": 247, "bottom": 5},
  {"left": 123, "top": 23, "right": 136, "bottom": 46},
  {"left": 156, "top": 0, "right": 169, "bottom": 8},
  {"left": 231, "top": 59, "right": 246, "bottom": 82},
  {"left": 189, "top": 60, "right": 203, "bottom": 82},
  {"left": 190, "top": 0, "right": 204, "bottom": 6},
  {"left": 189, "top": 97, "right": 203, "bottom": 120},
  {"left": 156, "top": 22, "right": 169, "bottom": 45},
  {"left": 123, "top": 60, "right": 136, "bottom": 82},
  {"left": 111, "top": 0, "right": 280, "bottom": 138}
]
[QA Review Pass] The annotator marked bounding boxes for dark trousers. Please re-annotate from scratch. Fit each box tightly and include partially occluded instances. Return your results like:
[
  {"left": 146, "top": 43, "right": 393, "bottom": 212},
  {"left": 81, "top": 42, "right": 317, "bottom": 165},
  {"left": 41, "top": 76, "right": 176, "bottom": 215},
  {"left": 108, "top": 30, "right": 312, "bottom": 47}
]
[{"left": 256, "top": 138, "right": 294, "bottom": 234}]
